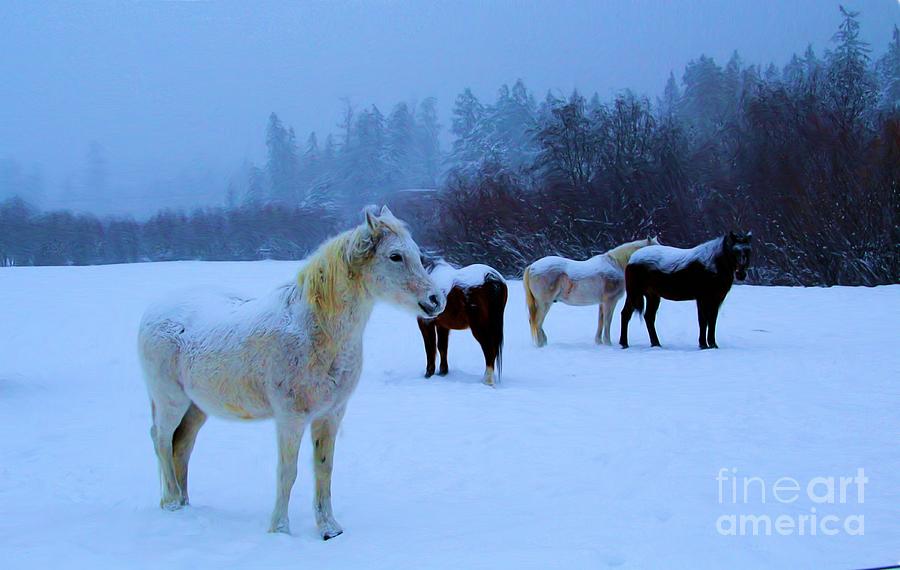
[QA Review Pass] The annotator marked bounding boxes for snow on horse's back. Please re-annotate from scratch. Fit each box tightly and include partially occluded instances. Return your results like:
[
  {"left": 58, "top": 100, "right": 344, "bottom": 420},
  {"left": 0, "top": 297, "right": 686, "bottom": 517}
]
[{"left": 523, "top": 237, "right": 659, "bottom": 347}]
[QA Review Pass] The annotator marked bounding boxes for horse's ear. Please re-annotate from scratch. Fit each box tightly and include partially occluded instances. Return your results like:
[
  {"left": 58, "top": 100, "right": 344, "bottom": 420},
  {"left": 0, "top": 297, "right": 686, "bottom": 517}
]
[
  {"left": 365, "top": 206, "right": 380, "bottom": 232},
  {"left": 746, "top": 231, "right": 753, "bottom": 240},
  {"left": 380, "top": 205, "right": 394, "bottom": 218}
]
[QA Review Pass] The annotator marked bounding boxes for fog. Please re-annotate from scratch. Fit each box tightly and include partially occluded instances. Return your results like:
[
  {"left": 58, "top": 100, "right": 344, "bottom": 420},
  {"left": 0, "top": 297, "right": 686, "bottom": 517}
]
[{"left": 1, "top": 0, "right": 897, "bottom": 215}]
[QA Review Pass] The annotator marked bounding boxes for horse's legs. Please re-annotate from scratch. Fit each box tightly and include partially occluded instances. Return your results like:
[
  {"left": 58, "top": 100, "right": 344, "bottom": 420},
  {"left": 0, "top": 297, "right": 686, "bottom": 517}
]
[
  {"left": 696, "top": 299, "right": 709, "bottom": 349},
  {"left": 532, "top": 296, "right": 551, "bottom": 347},
  {"left": 436, "top": 325, "right": 450, "bottom": 375},
  {"left": 705, "top": 299, "right": 721, "bottom": 349},
  {"left": 599, "top": 291, "right": 621, "bottom": 345},
  {"left": 418, "top": 318, "right": 437, "bottom": 377},
  {"left": 619, "top": 297, "right": 635, "bottom": 348},
  {"left": 312, "top": 407, "right": 346, "bottom": 540},
  {"left": 149, "top": 395, "right": 192, "bottom": 510},
  {"left": 645, "top": 295, "right": 662, "bottom": 347},
  {"left": 531, "top": 284, "right": 559, "bottom": 347},
  {"left": 595, "top": 303, "right": 605, "bottom": 345},
  {"left": 471, "top": 323, "right": 499, "bottom": 386},
  {"left": 603, "top": 292, "right": 622, "bottom": 345},
  {"left": 526, "top": 279, "right": 550, "bottom": 347},
  {"left": 269, "top": 414, "right": 306, "bottom": 534},
  {"left": 172, "top": 402, "right": 207, "bottom": 505}
]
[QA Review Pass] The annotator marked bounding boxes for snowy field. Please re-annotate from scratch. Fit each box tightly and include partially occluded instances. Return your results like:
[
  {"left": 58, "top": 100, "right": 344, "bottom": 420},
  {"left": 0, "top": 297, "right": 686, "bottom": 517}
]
[{"left": 0, "top": 260, "right": 897, "bottom": 569}]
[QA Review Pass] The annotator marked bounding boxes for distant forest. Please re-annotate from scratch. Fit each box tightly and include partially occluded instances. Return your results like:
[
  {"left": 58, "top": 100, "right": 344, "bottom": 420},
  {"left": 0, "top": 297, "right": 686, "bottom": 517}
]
[{"left": 1, "top": 9, "right": 898, "bottom": 285}]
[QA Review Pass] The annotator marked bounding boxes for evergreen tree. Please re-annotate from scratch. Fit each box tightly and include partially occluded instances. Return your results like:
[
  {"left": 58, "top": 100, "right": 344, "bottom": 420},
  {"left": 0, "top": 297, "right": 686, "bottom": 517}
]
[
  {"left": 298, "top": 131, "right": 321, "bottom": 201},
  {"left": 825, "top": 6, "right": 877, "bottom": 130},
  {"left": 876, "top": 25, "right": 900, "bottom": 112},
  {"left": 386, "top": 102, "right": 416, "bottom": 187},
  {"left": 243, "top": 164, "right": 266, "bottom": 206},
  {"left": 658, "top": 71, "right": 681, "bottom": 119},
  {"left": 587, "top": 92, "right": 602, "bottom": 116},
  {"left": 449, "top": 88, "right": 485, "bottom": 174},
  {"left": 451, "top": 88, "right": 483, "bottom": 140},
  {"left": 485, "top": 80, "right": 538, "bottom": 171},
  {"left": 783, "top": 54, "right": 805, "bottom": 88},
  {"left": 680, "top": 55, "right": 726, "bottom": 134},
  {"left": 416, "top": 97, "right": 441, "bottom": 187},
  {"left": 265, "top": 113, "right": 300, "bottom": 204},
  {"left": 340, "top": 105, "right": 388, "bottom": 205}
]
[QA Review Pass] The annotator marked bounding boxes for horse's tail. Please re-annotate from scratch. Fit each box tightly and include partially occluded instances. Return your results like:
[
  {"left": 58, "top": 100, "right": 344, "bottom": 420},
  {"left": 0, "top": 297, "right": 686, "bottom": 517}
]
[
  {"left": 623, "top": 265, "right": 644, "bottom": 321},
  {"left": 523, "top": 266, "right": 539, "bottom": 343},
  {"left": 631, "top": 292, "right": 645, "bottom": 321},
  {"left": 485, "top": 272, "right": 507, "bottom": 382}
]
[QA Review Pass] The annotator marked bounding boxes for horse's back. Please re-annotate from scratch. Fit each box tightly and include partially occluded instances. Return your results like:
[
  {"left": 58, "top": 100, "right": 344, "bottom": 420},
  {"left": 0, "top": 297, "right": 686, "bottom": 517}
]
[
  {"left": 141, "top": 288, "right": 253, "bottom": 344},
  {"left": 629, "top": 239, "right": 721, "bottom": 274},
  {"left": 626, "top": 248, "right": 727, "bottom": 301},
  {"left": 432, "top": 264, "right": 506, "bottom": 330},
  {"left": 527, "top": 255, "right": 570, "bottom": 278},
  {"left": 530, "top": 255, "right": 621, "bottom": 305},
  {"left": 139, "top": 287, "right": 292, "bottom": 420}
]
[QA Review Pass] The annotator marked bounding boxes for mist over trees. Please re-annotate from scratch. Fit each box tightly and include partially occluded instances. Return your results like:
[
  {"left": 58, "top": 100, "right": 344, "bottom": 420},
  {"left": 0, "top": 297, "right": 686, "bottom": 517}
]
[
  {"left": 231, "top": 99, "right": 443, "bottom": 210},
  {"left": 1, "top": 8, "right": 898, "bottom": 285}
]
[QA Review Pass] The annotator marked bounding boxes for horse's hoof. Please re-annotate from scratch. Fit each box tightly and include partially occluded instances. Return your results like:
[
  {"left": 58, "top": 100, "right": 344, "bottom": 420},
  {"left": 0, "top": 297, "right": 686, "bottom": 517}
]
[
  {"left": 319, "top": 519, "right": 344, "bottom": 540},
  {"left": 424, "top": 369, "right": 434, "bottom": 378},
  {"left": 438, "top": 368, "right": 449, "bottom": 376},
  {"left": 620, "top": 344, "right": 628, "bottom": 349},
  {"left": 322, "top": 529, "right": 343, "bottom": 541},
  {"left": 268, "top": 519, "right": 291, "bottom": 534},
  {"left": 160, "top": 498, "right": 185, "bottom": 511}
]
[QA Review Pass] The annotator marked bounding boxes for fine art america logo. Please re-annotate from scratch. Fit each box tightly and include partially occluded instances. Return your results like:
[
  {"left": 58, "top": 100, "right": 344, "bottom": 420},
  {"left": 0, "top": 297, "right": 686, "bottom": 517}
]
[{"left": 716, "top": 468, "right": 867, "bottom": 537}]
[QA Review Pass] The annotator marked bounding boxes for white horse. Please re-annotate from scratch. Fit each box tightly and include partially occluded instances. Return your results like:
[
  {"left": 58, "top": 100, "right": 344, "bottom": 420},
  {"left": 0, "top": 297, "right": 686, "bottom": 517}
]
[
  {"left": 138, "top": 206, "right": 445, "bottom": 539},
  {"left": 523, "top": 237, "right": 659, "bottom": 347}
]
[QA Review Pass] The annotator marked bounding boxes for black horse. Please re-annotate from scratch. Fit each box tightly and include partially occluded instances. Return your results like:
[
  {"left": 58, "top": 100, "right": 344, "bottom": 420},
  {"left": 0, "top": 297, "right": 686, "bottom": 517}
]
[{"left": 619, "top": 232, "right": 752, "bottom": 349}]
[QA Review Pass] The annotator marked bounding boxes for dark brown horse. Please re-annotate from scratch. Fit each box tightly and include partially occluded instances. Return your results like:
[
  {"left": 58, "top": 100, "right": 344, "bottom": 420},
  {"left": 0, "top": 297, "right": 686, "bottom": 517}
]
[
  {"left": 417, "top": 261, "right": 507, "bottom": 386},
  {"left": 619, "top": 232, "right": 752, "bottom": 349}
]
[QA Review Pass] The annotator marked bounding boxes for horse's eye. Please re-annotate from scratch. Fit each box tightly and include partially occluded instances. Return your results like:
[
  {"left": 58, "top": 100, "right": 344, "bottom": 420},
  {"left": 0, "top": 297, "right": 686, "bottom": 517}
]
[{"left": 389, "top": 253, "right": 403, "bottom": 263}]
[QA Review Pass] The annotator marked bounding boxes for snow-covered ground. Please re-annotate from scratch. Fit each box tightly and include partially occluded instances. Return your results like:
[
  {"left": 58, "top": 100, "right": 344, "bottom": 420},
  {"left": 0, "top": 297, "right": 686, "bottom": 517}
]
[{"left": 1, "top": 261, "right": 897, "bottom": 569}]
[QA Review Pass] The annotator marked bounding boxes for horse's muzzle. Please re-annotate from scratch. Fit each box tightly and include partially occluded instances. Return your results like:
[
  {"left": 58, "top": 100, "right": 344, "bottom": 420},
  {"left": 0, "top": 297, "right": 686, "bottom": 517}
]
[{"left": 419, "top": 294, "right": 444, "bottom": 317}]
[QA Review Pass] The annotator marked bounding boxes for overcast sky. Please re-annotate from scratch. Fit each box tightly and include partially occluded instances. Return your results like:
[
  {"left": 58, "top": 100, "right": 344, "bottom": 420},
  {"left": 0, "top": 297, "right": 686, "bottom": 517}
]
[{"left": 1, "top": 0, "right": 898, "bottom": 214}]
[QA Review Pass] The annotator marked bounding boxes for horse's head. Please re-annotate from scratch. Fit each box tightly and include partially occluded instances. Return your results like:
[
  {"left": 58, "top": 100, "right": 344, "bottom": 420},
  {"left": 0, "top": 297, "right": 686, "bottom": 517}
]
[
  {"left": 362, "top": 206, "right": 446, "bottom": 318},
  {"left": 725, "top": 231, "right": 752, "bottom": 281}
]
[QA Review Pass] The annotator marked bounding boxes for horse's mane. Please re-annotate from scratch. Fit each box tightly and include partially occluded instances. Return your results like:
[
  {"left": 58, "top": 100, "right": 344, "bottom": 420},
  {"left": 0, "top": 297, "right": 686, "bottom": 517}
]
[
  {"left": 605, "top": 237, "right": 656, "bottom": 269},
  {"left": 295, "top": 214, "right": 408, "bottom": 323}
]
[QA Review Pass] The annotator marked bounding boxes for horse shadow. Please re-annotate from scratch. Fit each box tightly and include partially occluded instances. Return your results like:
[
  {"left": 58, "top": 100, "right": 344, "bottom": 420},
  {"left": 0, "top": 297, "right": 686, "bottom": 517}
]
[
  {"left": 426, "top": 369, "right": 495, "bottom": 386},
  {"left": 381, "top": 367, "right": 504, "bottom": 388},
  {"left": 546, "top": 340, "right": 616, "bottom": 352}
]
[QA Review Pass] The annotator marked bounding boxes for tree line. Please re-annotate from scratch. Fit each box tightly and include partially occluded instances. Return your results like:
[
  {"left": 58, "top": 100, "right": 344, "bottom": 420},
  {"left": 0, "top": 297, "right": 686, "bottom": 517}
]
[
  {"left": 1, "top": 8, "right": 897, "bottom": 285},
  {"left": 427, "top": 9, "right": 899, "bottom": 285}
]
